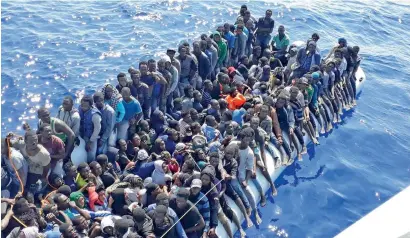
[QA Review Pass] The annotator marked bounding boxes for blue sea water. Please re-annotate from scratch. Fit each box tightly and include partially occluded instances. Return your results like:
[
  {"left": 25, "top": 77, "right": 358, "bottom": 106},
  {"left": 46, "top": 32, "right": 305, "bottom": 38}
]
[{"left": 2, "top": 0, "right": 410, "bottom": 237}]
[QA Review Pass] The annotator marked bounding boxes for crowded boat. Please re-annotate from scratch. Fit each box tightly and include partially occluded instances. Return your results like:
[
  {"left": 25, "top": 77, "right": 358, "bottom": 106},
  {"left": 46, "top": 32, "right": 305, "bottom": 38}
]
[{"left": 1, "top": 4, "right": 363, "bottom": 238}]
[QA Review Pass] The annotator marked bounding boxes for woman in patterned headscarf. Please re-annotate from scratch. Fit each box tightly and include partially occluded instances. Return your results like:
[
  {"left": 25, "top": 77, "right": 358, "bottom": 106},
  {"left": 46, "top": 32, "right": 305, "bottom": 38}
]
[{"left": 101, "top": 83, "right": 125, "bottom": 123}]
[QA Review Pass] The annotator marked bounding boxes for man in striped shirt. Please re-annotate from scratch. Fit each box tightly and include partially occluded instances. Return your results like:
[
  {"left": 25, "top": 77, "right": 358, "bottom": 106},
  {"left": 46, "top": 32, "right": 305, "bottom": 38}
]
[
  {"left": 178, "top": 111, "right": 192, "bottom": 136},
  {"left": 201, "top": 79, "right": 213, "bottom": 109},
  {"left": 189, "top": 179, "right": 211, "bottom": 237}
]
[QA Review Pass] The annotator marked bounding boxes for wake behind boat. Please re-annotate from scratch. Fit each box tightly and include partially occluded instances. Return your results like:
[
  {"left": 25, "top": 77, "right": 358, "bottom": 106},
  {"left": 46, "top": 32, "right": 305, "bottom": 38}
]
[{"left": 2, "top": 4, "right": 365, "bottom": 238}]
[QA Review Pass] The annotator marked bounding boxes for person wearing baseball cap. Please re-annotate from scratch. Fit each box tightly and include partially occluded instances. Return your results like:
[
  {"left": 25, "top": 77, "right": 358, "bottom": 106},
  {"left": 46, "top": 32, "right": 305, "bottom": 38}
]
[{"left": 189, "top": 178, "right": 212, "bottom": 236}]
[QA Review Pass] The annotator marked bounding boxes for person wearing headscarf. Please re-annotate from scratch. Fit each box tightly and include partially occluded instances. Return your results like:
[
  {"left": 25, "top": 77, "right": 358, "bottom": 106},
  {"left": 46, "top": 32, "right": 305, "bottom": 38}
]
[
  {"left": 101, "top": 215, "right": 121, "bottom": 238},
  {"left": 70, "top": 191, "right": 86, "bottom": 209},
  {"left": 101, "top": 83, "right": 125, "bottom": 123},
  {"left": 151, "top": 160, "right": 172, "bottom": 186}
]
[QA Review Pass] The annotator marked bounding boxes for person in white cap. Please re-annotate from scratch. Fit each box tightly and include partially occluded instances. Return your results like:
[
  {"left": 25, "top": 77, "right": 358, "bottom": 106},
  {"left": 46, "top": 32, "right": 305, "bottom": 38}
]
[{"left": 188, "top": 179, "right": 211, "bottom": 238}]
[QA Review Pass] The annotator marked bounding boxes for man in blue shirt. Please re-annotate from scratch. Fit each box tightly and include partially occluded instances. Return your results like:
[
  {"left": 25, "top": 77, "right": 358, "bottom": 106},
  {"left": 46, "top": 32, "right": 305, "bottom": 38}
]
[{"left": 118, "top": 87, "right": 143, "bottom": 140}]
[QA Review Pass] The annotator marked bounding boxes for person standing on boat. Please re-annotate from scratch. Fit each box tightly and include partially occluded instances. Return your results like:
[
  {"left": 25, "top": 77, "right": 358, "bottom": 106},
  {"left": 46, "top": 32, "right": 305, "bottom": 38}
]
[
  {"left": 78, "top": 95, "right": 101, "bottom": 162},
  {"left": 38, "top": 107, "right": 75, "bottom": 160},
  {"left": 166, "top": 48, "right": 181, "bottom": 76},
  {"left": 255, "top": 9, "right": 275, "bottom": 52},
  {"left": 38, "top": 123, "right": 65, "bottom": 175},
  {"left": 177, "top": 45, "right": 198, "bottom": 97},
  {"left": 148, "top": 59, "right": 168, "bottom": 113},
  {"left": 93, "top": 92, "right": 115, "bottom": 155},
  {"left": 118, "top": 87, "right": 143, "bottom": 141},
  {"left": 192, "top": 41, "right": 210, "bottom": 89},
  {"left": 129, "top": 69, "right": 149, "bottom": 119},
  {"left": 56, "top": 96, "right": 80, "bottom": 137},
  {"left": 101, "top": 83, "right": 125, "bottom": 124},
  {"left": 232, "top": 25, "right": 247, "bottom": 65}
]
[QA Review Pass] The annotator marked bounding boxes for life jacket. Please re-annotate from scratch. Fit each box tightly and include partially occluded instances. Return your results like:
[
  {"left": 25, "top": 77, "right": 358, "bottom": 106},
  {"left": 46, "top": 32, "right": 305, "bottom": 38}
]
[{"left": 79, "top": 107, "right": 101, "bottom": 139}]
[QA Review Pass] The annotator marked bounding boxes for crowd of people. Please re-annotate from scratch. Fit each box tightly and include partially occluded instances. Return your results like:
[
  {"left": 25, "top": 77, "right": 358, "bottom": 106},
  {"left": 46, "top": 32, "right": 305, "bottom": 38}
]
[{"left": 1, "top": 4, "right": 362, "bottom": 238}]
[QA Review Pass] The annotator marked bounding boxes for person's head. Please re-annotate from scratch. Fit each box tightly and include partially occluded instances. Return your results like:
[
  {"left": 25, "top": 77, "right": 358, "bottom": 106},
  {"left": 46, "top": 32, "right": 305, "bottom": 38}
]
[
  {"left": 116, "top": 139, "right": 127, "bottom": 152},
  {"left": 259, "top": 56, "right": 269, "bottom": 66},
  {"left": 289, "top": 86, "right": 300, "bottom": 101},
  {"left": 140, "top": 133, "right": 151, "bottom": 150},
  {"left": 312, "top": 33, "right": 320, "bottom": 42},
  {"left": 240, "top": 4, "right": 247, "bottom": 15},
  {"left": 238, "top": 127, "right": 255, "bottom": 146},
  {"left": 37, "top": 107, "right": 51, "bottom": 123},
  {"left": 178, "top": 45, "right": 187, "bottom": 59},
  {"left": 77, "top": 162, "right": 91, "bottom": 180},
  {"left": 80, "top": 95, "right": 93, "bottom": 112},
  {"left": 236, "top": 17, "right": 244, "bottom": 25},
  {"left": 213, "top": 32, "right": 221, "bottom": 43},
  {"left": 89, "top": 161, "right": 102, "bottom": 177},
  {"left": 265, "top": 9, "right": 273, "bottom": 18},
  {"left": 38, "top": 123, "right": 52, "bottom": 141},
  {"left": 54, "top": 193, "right": 70, "bottom": 210},
  {"left": 181, "top": 159, "right": 195, "bottom": 173},
  {"left": 57, "top": 185, "right": 72, "bottom": 197},
  {"left": 260, "top": 104, "right": 270, "bottom": 119},
  {"left": 63, "top": 162, "right": 77, "bottom": 178},
  {"left": 130, "top": 70, "right": 141, "bottom": 86},
  {"left": 204, "top": 79, "right": 213, "bottom": 91},
  {"left": 60, "top": 223, "right": 77, "bottom": 238},
  {"left": 166, "top": 49, "right": 176, "bottom": 59},
  {"left": 263, "top": 48, "right": 272, "bottom": 59},
  {"left": 166, "top": 128, "right": 178, "bottom": 142},
  {"left": 338, "top": 37, "right": 347, "bottom": 48},
  {"left": 175, "top": 188, "right": 190, "bottom": 209},
  {"left": 250, "top": 116, "right": 260, "bottom": 130},
  {"left": 117, "top": 73, "right": 128, "bottom": 87},
  {"left": 352, "top": 46, "right": 360, "bottom": 56},
  {"left": 326, "top": 61, "right": 335, "bottom": 73},
  {"left": 62, "top": 96, "right": 74, "bottom": 112},
  {"left": 200, "top": 172, "right": 212, "bottom": 187},
  {"left": 189, "top": 108, "right": 199, "bottom": 122},
  {"left": 153, "top": 205, "right": 168, "bottom": 226},
  {"left": 48, "top": 173, "right": 64, "bottom": 188},
  {"left": 121, "top": 87, "right": 131, "bottom": 101},
  {"left": 190, "top": 178, "right": 202, "bottom": 196},
  {"left": 70, "top": 192, "right": 86, "bottom": 209},
  {"left": 148, "top": 59, "right": 156, "bottom": 72},
  {"left": 222, "top": 110, "right": 232, "bottom": 122},
  {"left": 93, "top": 92, "right": 105, "bottom": 110},
  {"left": 184, "top": 85, "right": 194, "bottom": 98},
  {"left": 114, "top": 219, "right": 134, "bottom": 237},
  {"left": 157, "top": 59, "right": 166, "bottom": 72},
  {"left": 210, "top": 99, "right": 220, "bottom": 110},
  {"left": 192, "top": 41, "right": 201, "bottom": 54},
  {"left": 155, "top": 138, "right": 166, "bottom": 152},
  {"left": 296, "top": 77, "right": 309, "bottom": 90},
  {"left": 181, "top": 110, "right": 192, "bottom": 123},
  {"left": 205, "top": 37, "right": 213, "bottom": 49},
  {"left": 307, "top": 41, "right": 317, "bottom": 53},
  {"left": 103, "top": 84, "right": 114, "bottom": 100},
  {"left": 131, "top": 133, "right": 141, "bottom": 147},
  {"left": 252, "top": 46, "right": 262, "bottom": 57},
  {"left": 224, "top": 143, "right": 238, "bottom": 161},
  {"left": 223, "top": 22, "right": 230, "bottom": 33},
  {"left": 208, "top": 152, "right": 220, "bottom": 168},
  {"left": 100, "top": 216, "right": 115, "bottom": 236},
  {"left": 205, "top": 115, "right": 217, "bottom": 127},
  {"left": 139, "top": 119, "right": 150, "bottom": 132},
  {"left": 24, "top": 130, "right": 38, "bottom": 151},
  {"left": 334, "top": 58, "right": 342, "bottom": 68},
  {"left": 193, "top": 90, "right": 202, "bottom": 102},
  {"left": 219, "top": 98, "right": 228, "bottom": 111},
  {"left": 239, "top": 55, "right": 249, "bottom": 66},
  {"left": 155, "top": 192, "right": 169, "bottom": 207},
  {"left": 139, "top": 61, "right": 149, "bottom": 76},
  {"left": 72, "top": 215, "right": 89, "bottom": 231},
  {"left": 278, "top": 25, "right": 285, "bottom": 36},
  {"left": 236, "top": 25, "right": 244, "bottom": 35},
  {"left": 276, "top": 91, "right": 289, "bottom": 108},
  {"left": 96, "top": 154, "right": 109, "bottom": 169},
  {"left": 132, "top": 207, "right": 147, "bottom": 230}
]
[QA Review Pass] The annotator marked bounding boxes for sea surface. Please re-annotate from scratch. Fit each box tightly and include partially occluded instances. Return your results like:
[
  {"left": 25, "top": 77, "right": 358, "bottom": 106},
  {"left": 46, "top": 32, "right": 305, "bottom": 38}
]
[{"left": 2, "top": 0, "right": 410, "bottom": 237}]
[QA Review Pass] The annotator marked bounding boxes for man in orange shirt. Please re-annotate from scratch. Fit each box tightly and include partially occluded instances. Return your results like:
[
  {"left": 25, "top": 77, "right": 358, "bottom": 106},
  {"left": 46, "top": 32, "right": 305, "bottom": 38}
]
[{"left": 226, "top": 87, "right": 246, "bottom": 110}]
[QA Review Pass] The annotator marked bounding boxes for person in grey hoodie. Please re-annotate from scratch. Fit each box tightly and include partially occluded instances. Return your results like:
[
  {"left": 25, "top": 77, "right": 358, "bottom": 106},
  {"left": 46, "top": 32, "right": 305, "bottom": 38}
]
[
  {"left": 232, "top": 25, "right": 247, "bottom": 65},
  {"left": 176, "top": 45, "right": 198, "bottom": 96},
  {"left": 93, "top": 92, "right": 115, "bottom": 155},
  {"left": 205, "top": 37, "right": 219, "bottom": 80}
]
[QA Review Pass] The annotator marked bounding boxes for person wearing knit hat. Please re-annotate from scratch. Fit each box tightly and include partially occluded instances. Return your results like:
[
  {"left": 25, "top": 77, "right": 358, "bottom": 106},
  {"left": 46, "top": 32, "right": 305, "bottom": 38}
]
[{"left": 114, "top": 218, "right": 134, "bottom": 238}]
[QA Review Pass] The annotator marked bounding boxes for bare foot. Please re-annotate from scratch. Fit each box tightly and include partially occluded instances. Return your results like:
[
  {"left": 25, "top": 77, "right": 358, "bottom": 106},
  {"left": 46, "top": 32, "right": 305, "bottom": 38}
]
[
  {"left": 283, "top": 155, "right": 290, "bottom": 165},
  {"left": 272, "top": 187, "right": 278, "bottom": 196},
  {"left": 338, "top": 110, "right": 343, "bottom": 116},
  {"left": 333, "top": 116, "right": 338, "bottom": 124},
  {"left": 240, "top": 228, "right": 247, "bottom": 238},
  {"left": 274, "top": 158, "right": 282, "bottom": 168},
  {"left": 315, "top": 131, "right": 319, "bottom": 138},
  {"left": 246, "top": 217, "right": 253, "bottom": 228},
  {"left": 320, "top": 127, "right": 325, "bottom": 134},
  {"left": 352, "top": 100, "right": 357, "bottom": 106},
  {"left": 246, "top": 207, "right": 252, "bottom": 216},
  {"left": 255, "top": 213, "right": 262, "bottom": 225},
  {"left": 301, "top": 146, "right": 307, "bottom": 154},
  {"left": 326, "top": 123, "right": 333, "bottom": 132},
  {"left": 337, "top": 117, "right": 342, "bottom": 123},
  {"left": 298, "top": 153, "right": 303, "bottom": 161},
  {"left": 286, "top": 158, "right": 294, "bottom": 165},
  {"left": 313, "top": 139, "right": 320, "bottom": 145},
  {"left": 260, "top": 195, "right": 267, "bottom": 207}
]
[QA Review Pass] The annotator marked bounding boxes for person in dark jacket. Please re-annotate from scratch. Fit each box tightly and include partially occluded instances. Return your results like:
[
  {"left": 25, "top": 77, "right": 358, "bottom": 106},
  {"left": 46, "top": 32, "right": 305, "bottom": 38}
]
[
  {"left": 132, "top": 207, "right": 155, "bottom": 237},
  {"left": 192, "top": 41, "right": 211, "bottom": 89},
  {"left": 79, "top": 95, "right": 102, "bottom": 162}
]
